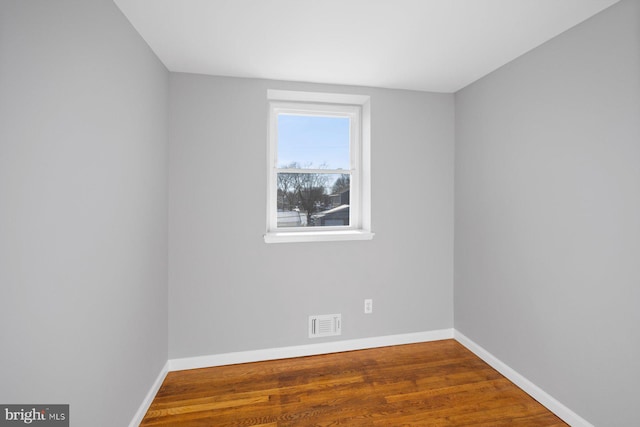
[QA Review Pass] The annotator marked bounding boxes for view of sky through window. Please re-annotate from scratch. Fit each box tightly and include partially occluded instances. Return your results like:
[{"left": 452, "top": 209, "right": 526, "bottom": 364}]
[{"left": 277, "top": 114, "right": 350, "bottom": 170}]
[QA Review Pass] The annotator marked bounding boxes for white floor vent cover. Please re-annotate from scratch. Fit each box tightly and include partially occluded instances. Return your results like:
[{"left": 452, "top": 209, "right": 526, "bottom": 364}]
[{"left": 308, "top": 314, "right": 341, "bottom": 338}]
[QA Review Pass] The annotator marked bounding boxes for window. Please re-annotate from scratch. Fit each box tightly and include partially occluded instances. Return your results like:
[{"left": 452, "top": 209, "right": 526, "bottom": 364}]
[{"left": 265, "top": 90, "right": 373, "bottom": 243}]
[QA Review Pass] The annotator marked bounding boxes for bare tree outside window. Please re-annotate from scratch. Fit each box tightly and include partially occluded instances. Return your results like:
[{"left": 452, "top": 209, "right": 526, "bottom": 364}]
[
  {"left": 276, "top": 162, "right": 335, "bottom": 226},
  {"left": 332, "top": 174, "right": 350, "bottom": 194},
  {"left": 277, "top": 163, "right": 298, "bottom": 212}
]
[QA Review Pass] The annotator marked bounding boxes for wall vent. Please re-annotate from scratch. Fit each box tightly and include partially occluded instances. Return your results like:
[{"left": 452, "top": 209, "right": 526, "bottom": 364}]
[{"left": 308, "top": 314, "right": 341, "bottom": 338}]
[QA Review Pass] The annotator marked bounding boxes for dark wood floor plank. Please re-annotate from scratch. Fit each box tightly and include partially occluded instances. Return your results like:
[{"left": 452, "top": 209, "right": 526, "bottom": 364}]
[{"left": 140, "top": 340, "right": 568, "bottom": 426}]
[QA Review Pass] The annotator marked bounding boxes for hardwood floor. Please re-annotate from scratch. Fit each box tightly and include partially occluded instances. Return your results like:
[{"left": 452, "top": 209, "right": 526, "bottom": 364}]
[{"left": 140, "top": 340, "right": 568, "bottom": 426}]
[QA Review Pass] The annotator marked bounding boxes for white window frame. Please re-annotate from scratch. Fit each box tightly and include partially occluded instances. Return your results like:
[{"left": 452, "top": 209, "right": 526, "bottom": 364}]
[{"left": 264, "top": 90, "right": 373, "bottom": 243}]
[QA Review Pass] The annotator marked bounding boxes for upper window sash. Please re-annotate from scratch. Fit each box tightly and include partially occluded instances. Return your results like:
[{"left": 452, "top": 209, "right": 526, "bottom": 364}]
[{"left": 270, "top": 102, "right": 360, "bottom": 173}]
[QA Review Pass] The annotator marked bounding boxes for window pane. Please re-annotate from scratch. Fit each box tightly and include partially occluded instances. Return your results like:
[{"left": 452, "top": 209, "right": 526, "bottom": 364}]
[
  {"left": 277, "top": 173, "right": 350, "bottom": 227},
  {"left": 277, "top": 115, "right": 350, "bottom": 170}
]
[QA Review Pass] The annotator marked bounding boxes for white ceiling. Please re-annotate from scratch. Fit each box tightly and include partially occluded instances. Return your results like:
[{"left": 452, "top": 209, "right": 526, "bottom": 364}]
[{"left": 113, "top": 0, "right": 619, "bottom": 93}]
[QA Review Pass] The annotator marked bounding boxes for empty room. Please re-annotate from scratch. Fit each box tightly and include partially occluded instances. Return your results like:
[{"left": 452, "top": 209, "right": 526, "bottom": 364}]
[{"left": 1, "top": 0, "right": 638, "bottom": 426}]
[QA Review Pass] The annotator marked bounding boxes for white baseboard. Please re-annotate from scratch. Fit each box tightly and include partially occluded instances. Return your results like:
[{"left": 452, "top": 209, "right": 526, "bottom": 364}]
[
  {"left": 128, "top": 360, "right": 169, "bottom": 427},
  {"left": 454, "top": 330, "right": 593, "bottom": 427},
  {"left": 168, "top": 329, "right": 454, "bottom": 371}
]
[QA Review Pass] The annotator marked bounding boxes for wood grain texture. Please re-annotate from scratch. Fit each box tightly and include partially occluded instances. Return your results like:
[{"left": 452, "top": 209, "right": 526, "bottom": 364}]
[{"left": 140, "top": 340, "right": 568, "bottom": 426}]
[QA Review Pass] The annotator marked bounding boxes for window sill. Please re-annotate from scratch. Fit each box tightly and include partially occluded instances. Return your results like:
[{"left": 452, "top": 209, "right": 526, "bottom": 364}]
[{"left": 264, "top": 229, "right": 375, "bottom": 244}]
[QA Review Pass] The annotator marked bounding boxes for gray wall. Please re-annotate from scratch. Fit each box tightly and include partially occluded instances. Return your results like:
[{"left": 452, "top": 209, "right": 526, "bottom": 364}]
[
  {"left": 0, "top": 1, "right": 168, "bottom": 426},
  {"left": 454, "top": 0, "right": 640, "bottom": 425},
  {"left": 169, "top": 74, "right": 454, "bottom": 358}
]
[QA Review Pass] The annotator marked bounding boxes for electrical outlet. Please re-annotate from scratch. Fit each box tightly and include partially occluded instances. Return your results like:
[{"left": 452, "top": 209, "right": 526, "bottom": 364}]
[{"left": 364, "top": 299, "right": 373, "bottom": 314}]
